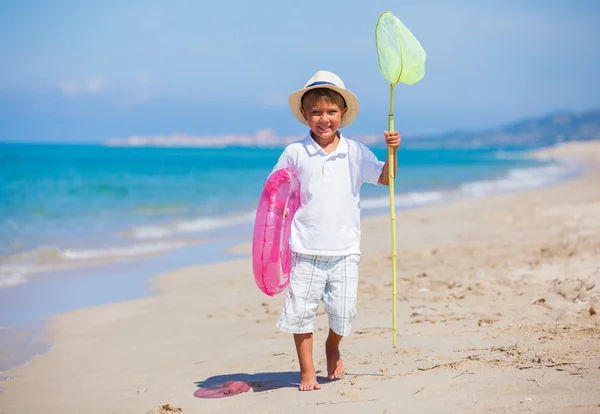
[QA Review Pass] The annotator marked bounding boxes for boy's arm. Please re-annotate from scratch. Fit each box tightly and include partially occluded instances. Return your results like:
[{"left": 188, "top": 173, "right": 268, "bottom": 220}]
[
  {"left": 377, "top": 130, "right": 401, "bottom": 186},
  {"left": 270, "top": 148, "right": 292, "bottom": 176}
]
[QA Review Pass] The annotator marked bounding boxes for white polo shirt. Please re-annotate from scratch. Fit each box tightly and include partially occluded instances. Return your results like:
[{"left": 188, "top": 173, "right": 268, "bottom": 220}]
[{"left": 271, "top": 133, "right": 384, "bottom": 256}]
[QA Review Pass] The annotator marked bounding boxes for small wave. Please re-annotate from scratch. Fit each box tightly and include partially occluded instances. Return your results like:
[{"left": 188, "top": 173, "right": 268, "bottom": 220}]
[
  {"left": 361, "top": 191, "right": 445, "bottom": 210},
  {"left": 458, "top": 163, "right": 575, "bottom": 197},
  {"left": 0, "top": 267, "right": 29, "bottom": 288},
  {"left": 362, "top": 161, "right": 578, "bottom": 212},
  {"left": 58, "top": 242, "right": 185, "bottom": 260},
  {"left": 129, "top": 212, "right": 256, "bottom": 240},
  {"left": 1, "top": 242, "right": 185, "bottom": 266},
  {"left": 0, "top": 241, "right": 187, "bottom": 289}
]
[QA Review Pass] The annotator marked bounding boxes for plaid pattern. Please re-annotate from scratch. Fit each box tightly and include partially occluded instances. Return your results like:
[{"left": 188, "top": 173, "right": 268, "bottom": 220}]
[{"left": 276, "top": 252, "right": 360, "bottom": 336}]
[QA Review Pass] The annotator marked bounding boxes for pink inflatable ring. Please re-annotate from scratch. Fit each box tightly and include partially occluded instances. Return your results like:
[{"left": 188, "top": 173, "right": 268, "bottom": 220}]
[{"left": 252, "top": 168, "right": 300, "bottom": 296}]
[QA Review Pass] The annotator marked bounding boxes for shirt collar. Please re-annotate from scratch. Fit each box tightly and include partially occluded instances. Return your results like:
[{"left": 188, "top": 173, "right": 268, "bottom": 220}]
[{"left": 304, "top": 132, "right": 349, "bottom": 156}]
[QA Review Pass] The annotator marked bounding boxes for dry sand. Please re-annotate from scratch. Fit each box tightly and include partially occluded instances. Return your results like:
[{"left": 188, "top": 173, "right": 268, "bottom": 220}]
[{"left": 1, "top": 142, "right": 599, "bottom": 414}]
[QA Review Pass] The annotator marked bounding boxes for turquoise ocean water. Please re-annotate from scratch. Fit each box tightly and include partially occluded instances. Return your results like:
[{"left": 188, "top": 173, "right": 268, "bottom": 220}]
[
  {"left": 0, "top": 142, "right": 582, "bottom": 288},
  {"left": 0, "top": 141, "right": 584, "bottom": 376}
]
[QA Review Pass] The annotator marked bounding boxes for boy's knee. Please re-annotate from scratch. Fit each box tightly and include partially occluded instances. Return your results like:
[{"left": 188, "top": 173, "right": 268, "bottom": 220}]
[{"left": 327, "top": 307, "right": 356, "bottom": 337}]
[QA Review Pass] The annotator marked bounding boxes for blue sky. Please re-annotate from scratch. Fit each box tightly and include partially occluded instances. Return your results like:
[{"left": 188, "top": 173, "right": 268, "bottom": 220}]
[{"left": 1, "top": 0, "right": 599, "bottom": 142}]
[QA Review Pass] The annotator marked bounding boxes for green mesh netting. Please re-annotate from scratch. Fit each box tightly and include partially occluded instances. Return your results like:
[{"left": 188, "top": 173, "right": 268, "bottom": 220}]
[{"left": 376, "top": 11, "right": 426, "bottom": 85}]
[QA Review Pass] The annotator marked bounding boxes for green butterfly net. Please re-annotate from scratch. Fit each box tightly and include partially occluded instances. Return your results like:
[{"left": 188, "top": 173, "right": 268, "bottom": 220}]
[
  {"left": 375, "top": 11, "right": 426, "bottom": 348},
  {"left": 376, "top": 11, "right": 426, "bottom": 85}
]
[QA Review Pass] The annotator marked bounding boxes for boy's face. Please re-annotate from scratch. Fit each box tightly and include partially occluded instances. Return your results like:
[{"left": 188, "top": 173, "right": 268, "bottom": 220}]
[{"left": 300, "top": 98, "right": 347, "bottom": 142}]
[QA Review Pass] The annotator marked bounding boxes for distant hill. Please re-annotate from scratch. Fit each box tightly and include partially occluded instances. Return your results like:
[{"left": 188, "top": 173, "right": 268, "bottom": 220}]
[
  {"left": 105, "top": 109, "right": 600, "bottom": 149},
  {"left": 401, "top": 109, "right": 600, "bottom": 150}
]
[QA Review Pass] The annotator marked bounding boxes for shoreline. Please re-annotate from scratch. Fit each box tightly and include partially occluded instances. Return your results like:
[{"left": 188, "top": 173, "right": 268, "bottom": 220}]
[
  {"left": 0, "top": 143, "right": 595, "bottom": 357},
  {"left": 0, "top": 144, "right": 578, "bottom": 291},
  {"left": 0, "top": 145, "right": 585, "bottom": 362},
  {"left": 0, "top": 237, "right": 248, "bottom": 375},
  {"left": 1, "top": 141, "right": 599, "bottom": 413},
  {"left": 0, "top": 144, "right": 585, "bottom": 375}
]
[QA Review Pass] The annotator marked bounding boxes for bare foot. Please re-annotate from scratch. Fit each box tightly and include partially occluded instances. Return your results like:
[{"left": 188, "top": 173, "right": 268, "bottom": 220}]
[
  {"left": 326, "top": 343, "right": 344, "bottom": 380},
  {"left": 299, "top": 369, "right": 321, "bottom": 391}
]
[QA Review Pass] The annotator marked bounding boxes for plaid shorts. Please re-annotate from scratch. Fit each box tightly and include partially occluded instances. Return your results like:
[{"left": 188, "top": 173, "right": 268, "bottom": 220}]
[{"left": 276, "top": 252, "right": 360, "bottom": 336}]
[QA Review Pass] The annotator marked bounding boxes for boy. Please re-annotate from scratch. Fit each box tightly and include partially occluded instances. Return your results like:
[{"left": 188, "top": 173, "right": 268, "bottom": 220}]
[{"left": 271, "top": 70, "right": 400, "bottom": 391}]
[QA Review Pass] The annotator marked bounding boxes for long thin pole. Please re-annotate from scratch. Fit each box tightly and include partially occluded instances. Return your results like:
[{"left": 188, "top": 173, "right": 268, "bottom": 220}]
[{"left": 388, "top": 83, "right": 397, "bottom": 348}]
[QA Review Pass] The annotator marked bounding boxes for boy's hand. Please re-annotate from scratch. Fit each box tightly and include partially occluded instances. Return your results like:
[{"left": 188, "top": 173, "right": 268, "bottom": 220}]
[{"left": 384, "top": 130, "right": 401, "bottom": 149}]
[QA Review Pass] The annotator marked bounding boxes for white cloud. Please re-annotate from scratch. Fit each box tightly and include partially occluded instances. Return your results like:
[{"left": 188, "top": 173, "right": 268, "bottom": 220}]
[{"left": 59, "top": 77, "right": 103, "bottom": 96}]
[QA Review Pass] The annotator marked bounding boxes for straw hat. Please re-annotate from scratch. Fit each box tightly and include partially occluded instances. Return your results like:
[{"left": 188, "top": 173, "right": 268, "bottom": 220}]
[{"left": 288, "top": 70, "right": 360, "bottom": 128}]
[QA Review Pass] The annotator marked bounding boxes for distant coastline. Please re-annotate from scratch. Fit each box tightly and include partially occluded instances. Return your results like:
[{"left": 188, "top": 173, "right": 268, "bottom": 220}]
[{"left": 104, "top": 109, "right": 600, "bottom": 150}]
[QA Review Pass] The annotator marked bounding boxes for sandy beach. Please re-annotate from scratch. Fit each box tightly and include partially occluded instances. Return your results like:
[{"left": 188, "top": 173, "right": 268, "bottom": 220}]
[{"left": 1, "top": 141, "right": 599, "bottom": 414}]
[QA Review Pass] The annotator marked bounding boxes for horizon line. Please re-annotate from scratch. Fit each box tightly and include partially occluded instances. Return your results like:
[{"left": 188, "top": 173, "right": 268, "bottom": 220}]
[{"left": 1, "top": 107, "right": 598, "bottom": 146}]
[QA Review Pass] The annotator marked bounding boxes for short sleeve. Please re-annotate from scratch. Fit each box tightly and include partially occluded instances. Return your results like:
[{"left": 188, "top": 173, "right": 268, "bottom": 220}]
[
  {"left": 358, "top": 143, "right": 385, "bottom": 185},
  {"left": 270, "top": 148, "right": 292, "bottom": 175}
]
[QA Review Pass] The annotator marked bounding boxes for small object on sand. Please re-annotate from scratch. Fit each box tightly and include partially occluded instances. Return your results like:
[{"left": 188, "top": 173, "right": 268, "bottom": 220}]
[
  {"left": 156, "top": 404, "right": 182, "bottom": 413},
  {"left": 194, "top": 380, "right": 252, "bottom": 398},
  {"left": 545, "top": 361, "right": 581, "bottom": 368},
  {"left": 520, "top": 397, "right": 533, "bottom": 404},
  {"left": 590, "top": 305, "right": 596, "bottom": 316},
  {"left": 531, "top": 297, "right": 553, "bottom": 309},
  {"left": 413, "top": 386, "right": 425, "bottom": 395}
]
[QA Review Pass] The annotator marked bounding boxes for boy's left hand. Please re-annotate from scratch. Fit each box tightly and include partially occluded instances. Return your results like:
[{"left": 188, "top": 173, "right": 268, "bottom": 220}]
[{"left": 384, "top": 130, "right": 401, "bottom": 149}]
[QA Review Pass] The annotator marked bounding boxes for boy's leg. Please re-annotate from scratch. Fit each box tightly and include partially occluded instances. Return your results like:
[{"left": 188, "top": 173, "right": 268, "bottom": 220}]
[
  {"left": 323, "top": 254, "right": 360, "bottom": 380},
  {"left": 276, "top": 254, "right": 327, "bottom": 391},
  {"left": 325, "top": 328, "right": 344, "bottom": 380},
  {"left": 294, "top": 333, "right": 321, "bottom": 391}
]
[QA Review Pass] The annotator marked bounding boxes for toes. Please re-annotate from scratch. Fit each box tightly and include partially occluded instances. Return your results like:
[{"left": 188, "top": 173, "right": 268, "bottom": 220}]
[
  {"left": 299, "top": 382, "right": 321, "bottom": 391},
  {"left": 327, "top": 367, "right": 344, "bottom": 380}
]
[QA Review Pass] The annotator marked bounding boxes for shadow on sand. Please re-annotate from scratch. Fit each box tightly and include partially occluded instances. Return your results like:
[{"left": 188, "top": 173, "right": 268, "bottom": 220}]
[
  {"left": 193, "top": 369, "right": 379, "bottom": 398},
  {"left": 194, "top": 371, "right": 302, "bottom": 398}
]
